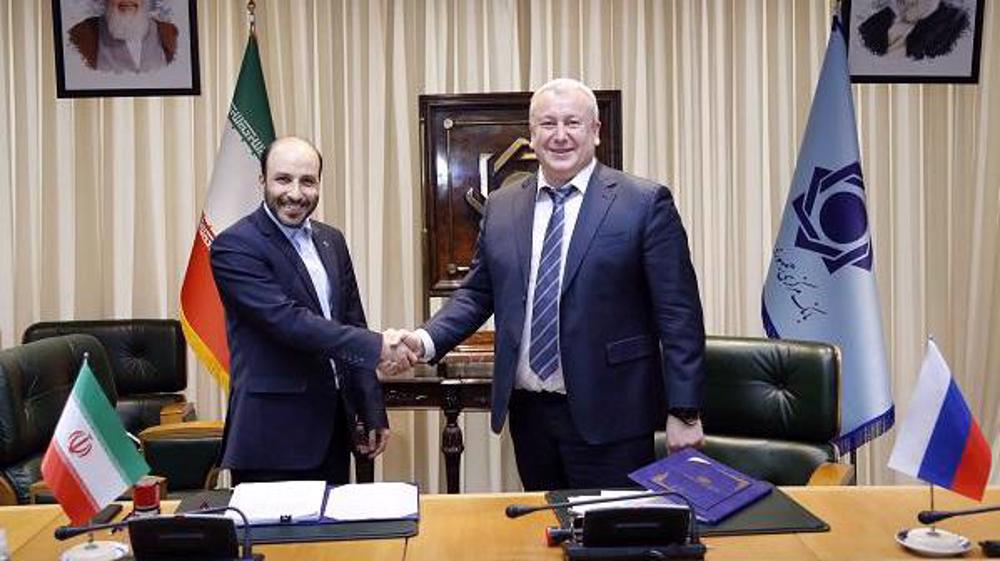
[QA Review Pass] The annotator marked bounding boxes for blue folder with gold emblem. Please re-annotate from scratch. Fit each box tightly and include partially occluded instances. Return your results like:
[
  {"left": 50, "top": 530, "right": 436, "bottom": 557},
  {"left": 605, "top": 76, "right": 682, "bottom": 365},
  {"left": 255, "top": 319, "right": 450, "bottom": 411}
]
[{"left": 628, "top": 448, "right": 773, "bottom": 524}]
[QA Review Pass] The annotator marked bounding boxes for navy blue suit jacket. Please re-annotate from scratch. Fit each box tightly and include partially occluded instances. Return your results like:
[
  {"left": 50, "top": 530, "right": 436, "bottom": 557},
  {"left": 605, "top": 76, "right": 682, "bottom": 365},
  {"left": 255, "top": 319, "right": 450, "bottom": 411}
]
[
  {"left": 424, "top": 162, "right": 705, "bottom": 445},
  {"left": 210, "top": 205, "right": 385, "bottom": 470}
]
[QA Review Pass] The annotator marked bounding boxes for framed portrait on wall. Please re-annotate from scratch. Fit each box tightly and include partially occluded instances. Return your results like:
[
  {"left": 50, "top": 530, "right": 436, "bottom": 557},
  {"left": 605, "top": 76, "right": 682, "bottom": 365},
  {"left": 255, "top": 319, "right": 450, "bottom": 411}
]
[
  {"left": 52, "top": 0, "right": 201, "bottom": 98},
  {"left": 843, "top": 0, "right": 985, "bottom": 83}
]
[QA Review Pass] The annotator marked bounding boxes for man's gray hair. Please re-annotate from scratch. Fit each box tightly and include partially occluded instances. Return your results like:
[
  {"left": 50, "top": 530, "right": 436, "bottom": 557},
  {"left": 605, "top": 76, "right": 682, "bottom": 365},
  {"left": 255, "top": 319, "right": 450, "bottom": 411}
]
[{"left": 529, "top": 78, "right": 600, "bottom": 124}]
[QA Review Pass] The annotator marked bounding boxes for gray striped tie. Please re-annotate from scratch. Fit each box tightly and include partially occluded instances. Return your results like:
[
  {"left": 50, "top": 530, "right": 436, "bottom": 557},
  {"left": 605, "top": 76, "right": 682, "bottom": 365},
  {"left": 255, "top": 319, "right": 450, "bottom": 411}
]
[{"left": 529, "top": 186, "right": 576, "bottom": 380}]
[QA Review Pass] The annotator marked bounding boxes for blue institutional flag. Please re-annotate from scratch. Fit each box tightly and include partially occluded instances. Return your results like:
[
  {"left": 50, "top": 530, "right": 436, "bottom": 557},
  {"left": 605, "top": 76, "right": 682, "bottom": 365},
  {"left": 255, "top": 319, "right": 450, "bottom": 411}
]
[{"left": 762, "top": 17, "right": 894, "bottom": 452}]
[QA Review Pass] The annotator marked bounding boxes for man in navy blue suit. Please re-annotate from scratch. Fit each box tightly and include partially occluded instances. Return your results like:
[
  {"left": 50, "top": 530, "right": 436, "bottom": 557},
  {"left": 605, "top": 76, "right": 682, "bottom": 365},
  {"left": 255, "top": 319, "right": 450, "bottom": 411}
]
[
  {"left": 403, "top": 78, "right": 707, "bottom": 490},
  {"left": 211, "top": 136, "right": 415, "bottom": 485}
]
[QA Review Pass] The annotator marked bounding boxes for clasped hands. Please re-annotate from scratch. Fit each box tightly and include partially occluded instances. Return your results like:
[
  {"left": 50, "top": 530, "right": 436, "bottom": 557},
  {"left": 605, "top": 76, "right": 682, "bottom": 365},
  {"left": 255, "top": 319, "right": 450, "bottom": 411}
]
[{"left": 376, "top": 329, "right": 425, "bottom": 376}]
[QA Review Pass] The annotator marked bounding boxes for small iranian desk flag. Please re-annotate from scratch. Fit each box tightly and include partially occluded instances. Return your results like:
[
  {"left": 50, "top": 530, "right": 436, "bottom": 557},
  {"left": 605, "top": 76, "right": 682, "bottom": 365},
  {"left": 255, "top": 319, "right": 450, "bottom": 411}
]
[{"left": 41, "top": 357, "right": 149, "bottom": 524}]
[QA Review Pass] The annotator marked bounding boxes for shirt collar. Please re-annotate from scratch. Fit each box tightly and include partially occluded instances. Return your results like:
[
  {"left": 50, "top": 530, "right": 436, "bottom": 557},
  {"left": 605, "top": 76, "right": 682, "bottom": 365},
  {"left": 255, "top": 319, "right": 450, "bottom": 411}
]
[
  {"left": 262, "top": 202, "right": 313, "bottom": 243},
  {"left": 536, "top": 157, "right": 597, "bottom": 199}
]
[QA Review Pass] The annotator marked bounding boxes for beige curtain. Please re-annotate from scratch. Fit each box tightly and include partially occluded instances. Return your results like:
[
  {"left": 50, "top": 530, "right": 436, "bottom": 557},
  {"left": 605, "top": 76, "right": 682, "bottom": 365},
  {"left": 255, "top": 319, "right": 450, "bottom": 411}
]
[{"left": 2, "top": 0, "right": 998, "bottom": 491}]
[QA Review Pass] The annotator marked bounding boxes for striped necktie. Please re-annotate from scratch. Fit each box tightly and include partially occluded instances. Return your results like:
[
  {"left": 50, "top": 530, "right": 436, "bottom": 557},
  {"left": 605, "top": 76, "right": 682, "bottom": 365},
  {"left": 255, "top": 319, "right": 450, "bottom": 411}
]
[{"left": 529, "top": 186, "right": 576, "bottom": 381}]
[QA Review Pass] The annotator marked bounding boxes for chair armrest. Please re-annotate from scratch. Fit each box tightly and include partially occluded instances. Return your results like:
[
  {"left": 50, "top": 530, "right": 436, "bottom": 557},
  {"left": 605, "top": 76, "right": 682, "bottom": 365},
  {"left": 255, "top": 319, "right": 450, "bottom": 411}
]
[
  {"left": 29, "top": 481, "right": 50, "bottom": 504},
  {"left": 139, "top": 421, "right": 223, "bottom": 493},
  {"left": 0, "top": 477, "right": 19, "bottom": 506},
  {"left": 159, "top": 401, "right": 196, "bottom": 425},
  {"left": 140, "top": 420, "right": 223, "bottom": 441},
  {"left": 807, "top": 462, "right": 856, "bottom": 485}
]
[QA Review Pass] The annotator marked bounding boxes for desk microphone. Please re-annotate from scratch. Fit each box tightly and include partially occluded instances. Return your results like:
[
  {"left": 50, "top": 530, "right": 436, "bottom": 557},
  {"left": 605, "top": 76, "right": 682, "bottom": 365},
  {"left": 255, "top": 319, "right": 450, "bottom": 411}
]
[
  {"left": 55, "top": 506, "right": 261, "bottom": 561},
  {"left": 54, "top": 518, "right": 132, "bottom": 540},
  {"left": 187, "top": 505, "right": 258, "bottom": 561},
  {"left": 505, "top": 490, "right": 684, "bottom": 519},
  {"left": 917, "top": 504, "right": 1000, "bottom": 525},
  {"left": 506, "top": 490, "right": 702, "bottom": 547}
]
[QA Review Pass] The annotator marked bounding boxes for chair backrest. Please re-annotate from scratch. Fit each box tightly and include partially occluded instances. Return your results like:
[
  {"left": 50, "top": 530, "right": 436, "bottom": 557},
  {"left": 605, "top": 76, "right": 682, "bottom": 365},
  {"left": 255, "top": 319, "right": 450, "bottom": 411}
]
[
  {"left": 0, "top": 334, "right": 117, "bottom": 503},
  {"left": 658, "top": 336, "right": 841, "bottom": 485},
  {"left": 23, "top": 320, "right": 187, "bottom": 434}
]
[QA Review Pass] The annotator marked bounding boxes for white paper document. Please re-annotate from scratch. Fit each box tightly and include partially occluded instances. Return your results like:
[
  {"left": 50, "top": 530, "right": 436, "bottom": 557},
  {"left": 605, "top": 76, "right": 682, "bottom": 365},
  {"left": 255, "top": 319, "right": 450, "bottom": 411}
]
[
  {"left": 567, "top": 490, "right": 678, "bottom": 515},
  {"left": 323, "top": 482, "right": 419, "bottom": 521},
  {"left": 227, "top": 480, "right": 327, "bottom": 525}
]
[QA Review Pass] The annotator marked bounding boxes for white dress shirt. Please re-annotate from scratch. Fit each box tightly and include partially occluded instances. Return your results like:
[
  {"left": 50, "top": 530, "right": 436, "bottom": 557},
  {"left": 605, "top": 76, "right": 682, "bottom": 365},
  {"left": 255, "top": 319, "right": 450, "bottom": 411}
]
[{"left": 418, "top": 158, "right": 596, "bottom": 394}]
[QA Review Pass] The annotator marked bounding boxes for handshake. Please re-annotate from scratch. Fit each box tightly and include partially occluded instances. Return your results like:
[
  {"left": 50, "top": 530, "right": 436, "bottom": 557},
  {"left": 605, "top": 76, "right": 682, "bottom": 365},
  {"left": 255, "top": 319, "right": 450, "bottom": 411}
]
[{"left": 377, "top": 329, "right": 425, "bottom": 376}]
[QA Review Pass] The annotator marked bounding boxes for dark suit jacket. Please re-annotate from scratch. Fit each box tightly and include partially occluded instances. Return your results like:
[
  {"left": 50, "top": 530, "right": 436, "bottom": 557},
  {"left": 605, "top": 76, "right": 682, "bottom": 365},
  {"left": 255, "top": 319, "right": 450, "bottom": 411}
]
[
  {"left": 424, "top": 162, "right": 705, "bottom": 445},
  {"left": 210, "top": 205, "right": 385, "bottom": 470}
]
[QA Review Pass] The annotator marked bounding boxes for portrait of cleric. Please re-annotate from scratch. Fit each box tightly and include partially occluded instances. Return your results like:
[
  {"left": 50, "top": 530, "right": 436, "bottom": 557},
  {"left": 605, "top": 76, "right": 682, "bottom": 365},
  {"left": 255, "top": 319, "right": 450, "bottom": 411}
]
[
  {"left": 67, "top": 0, "right": 178, "bottom": 74},
  {"left": 857, "top": 0, "right": 971, "bottom": 61}
]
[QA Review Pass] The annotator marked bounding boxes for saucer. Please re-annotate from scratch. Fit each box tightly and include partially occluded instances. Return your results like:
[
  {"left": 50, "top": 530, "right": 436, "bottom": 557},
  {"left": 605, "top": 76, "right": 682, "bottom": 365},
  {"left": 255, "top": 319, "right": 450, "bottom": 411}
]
[
  {"left": 896, "top": 527, "right": 972, "bottom": 557},
  {"left": 60, "top": 540, "right": 129, "bottom": 561}
]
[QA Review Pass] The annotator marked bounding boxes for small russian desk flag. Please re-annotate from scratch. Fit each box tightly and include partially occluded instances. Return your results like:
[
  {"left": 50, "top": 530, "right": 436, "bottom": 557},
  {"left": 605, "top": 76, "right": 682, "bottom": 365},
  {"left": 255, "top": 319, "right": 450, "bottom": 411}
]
[{"left": 888, "top": 340, "right": 992, "bottom": 501}]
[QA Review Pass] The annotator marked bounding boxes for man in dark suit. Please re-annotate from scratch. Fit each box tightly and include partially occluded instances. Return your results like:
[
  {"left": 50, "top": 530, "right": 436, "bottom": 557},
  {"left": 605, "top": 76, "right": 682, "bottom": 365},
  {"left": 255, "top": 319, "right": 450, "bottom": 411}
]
[
  {"left": 210, "top": 136, "right": 414, "bottom": 485},
  {"left": 403, "top": 78, "right": 706, "bottom": 490}
]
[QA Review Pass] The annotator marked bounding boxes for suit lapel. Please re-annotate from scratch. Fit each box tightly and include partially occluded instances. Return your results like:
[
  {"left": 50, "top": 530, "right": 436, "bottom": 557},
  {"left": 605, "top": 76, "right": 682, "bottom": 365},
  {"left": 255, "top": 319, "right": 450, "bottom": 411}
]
[
  {"left": 562, "top": 163, "right": 617, "bottom": 294},
  {"left": 313, "top": 227, "right": 341, "bottom": 317},
  {"left": 251, "top": 206, "right": 324, "bottom": 313},
  {"left": 513, "top": 176, "right": 537, "bottom": 291}
]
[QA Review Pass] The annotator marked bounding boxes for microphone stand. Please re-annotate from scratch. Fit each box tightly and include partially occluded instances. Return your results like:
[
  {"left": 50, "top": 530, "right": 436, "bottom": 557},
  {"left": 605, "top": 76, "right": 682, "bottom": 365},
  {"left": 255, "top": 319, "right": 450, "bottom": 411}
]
[
  {"left": 917, "top": 504, "right": 1000, "bottom": 525},
  {"left": 506, "top": 490, "right": 705, "bottom": 559},
  {"left": 55, "top": 506, "right": 261, "bottom": 561},
  {"left": 186, "top": 505, "right": 259, "bottom": 561}
]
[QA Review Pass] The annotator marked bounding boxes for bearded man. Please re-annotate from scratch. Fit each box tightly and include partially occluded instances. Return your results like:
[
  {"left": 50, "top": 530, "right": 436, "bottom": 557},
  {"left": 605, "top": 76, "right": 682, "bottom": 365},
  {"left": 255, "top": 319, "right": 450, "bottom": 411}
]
[
  {"left": 69, "top": 0, "right": 178, "bottom": 74},
  {"left": 209, "top": 136, "right": 414, "bottom": 484}
]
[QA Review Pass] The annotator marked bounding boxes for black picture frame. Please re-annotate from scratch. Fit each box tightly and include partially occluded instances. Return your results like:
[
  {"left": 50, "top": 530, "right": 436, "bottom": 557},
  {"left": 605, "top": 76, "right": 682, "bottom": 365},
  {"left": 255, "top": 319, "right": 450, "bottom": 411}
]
[
  {"left": 842, "top": 0, "right": 985, "bottom": 84},
  {"left": 52, "top": 0, "right": 201, "bottom": 98}
]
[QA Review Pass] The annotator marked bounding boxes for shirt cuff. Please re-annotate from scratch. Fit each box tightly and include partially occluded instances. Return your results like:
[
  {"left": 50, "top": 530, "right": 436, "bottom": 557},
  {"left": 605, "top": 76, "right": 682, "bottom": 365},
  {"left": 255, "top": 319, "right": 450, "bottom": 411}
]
[{"left": 415, "top": 328, "right": 436, "bottom": 362}]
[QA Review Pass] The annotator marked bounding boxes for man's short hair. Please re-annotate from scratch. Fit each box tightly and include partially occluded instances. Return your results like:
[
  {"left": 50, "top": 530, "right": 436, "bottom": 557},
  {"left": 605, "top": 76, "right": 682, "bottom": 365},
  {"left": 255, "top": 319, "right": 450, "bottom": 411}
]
[
  {"left": 529, "top": 78, "right": 600, "bottom": 125},
  {"left": 260, "top": 137, "right": 324, "bottom": 179}
]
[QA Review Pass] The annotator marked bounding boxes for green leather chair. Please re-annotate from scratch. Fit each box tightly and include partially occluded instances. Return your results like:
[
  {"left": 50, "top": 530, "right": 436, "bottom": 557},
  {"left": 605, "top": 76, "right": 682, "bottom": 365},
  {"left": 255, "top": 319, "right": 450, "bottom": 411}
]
[
  {"left": 22, "top": 320, "right": 194, "bottom": 434},
  {"left": 20, "top": 320, "right": 221, "bottom": 498},
  {"left": 657, "top": 336, "right": 853, "bottom": 486}
]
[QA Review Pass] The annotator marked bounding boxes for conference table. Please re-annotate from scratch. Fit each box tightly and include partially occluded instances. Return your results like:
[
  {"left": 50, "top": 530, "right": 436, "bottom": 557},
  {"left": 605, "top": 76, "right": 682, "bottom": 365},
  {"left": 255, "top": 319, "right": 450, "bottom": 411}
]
[{"left": 3, "top": 486, "right": 998, "bottom": 560}]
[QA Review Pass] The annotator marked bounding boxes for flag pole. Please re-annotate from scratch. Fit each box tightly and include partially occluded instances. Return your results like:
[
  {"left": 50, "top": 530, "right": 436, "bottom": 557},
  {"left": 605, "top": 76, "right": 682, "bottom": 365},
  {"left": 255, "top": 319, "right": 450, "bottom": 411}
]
[
  {"left": 247, "top": 1, "right": 256, "bottom": 35},
  {"left": 928, "top": 334, "right": 938, "bottom": 534},
  {"left": 929, "top": 484, "right": 936, "bottom": 532},
  {"left": 179, "top": 0, "right": 276, "bottom": 390}
]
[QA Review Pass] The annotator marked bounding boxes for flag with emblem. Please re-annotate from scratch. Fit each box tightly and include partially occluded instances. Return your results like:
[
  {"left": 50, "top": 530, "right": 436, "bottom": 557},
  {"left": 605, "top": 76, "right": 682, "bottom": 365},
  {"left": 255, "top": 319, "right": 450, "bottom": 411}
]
[
  {"left": 179, "top": 32, "right": 275, "bottom": 388},
  {"left": 761, "top": 16, "right": 894, "bottom": 452},
  {"left": 41, "top": 358, "right": 149, "bottom": 525}
]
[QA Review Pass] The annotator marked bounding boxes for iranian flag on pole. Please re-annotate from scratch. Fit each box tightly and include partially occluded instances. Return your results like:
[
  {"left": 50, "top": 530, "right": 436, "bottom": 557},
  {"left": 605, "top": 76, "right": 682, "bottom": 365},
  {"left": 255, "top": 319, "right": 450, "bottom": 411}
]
[
  {"left": 41, "top": 358, "right": 149, "bottom": 525},
  {"left": 179, "top": 33, "right": 275, "bottom": 388}
]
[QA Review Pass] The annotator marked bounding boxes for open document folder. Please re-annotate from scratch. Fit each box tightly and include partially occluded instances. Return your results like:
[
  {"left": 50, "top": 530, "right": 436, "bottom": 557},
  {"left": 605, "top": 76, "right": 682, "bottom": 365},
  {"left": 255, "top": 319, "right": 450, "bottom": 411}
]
[{"left": 227, "top": 481, "right": 419, "bottom": 526}]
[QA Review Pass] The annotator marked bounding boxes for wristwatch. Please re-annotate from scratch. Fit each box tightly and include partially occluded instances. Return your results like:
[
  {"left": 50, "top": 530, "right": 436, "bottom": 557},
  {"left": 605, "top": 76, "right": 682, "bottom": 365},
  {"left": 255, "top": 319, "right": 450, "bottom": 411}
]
[{"left": 669, "top": 407, "right": 701, "bottom": 426}]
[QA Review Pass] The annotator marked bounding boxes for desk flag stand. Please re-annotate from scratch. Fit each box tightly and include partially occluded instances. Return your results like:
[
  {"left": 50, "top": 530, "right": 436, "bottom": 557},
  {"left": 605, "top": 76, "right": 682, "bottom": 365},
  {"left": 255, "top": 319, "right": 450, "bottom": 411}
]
[
  {"left": 60, "top": 533, "right": 130, "bottom": 561},
  {"left": 887, "top": 338, "right": 993, "bottom": 557},
  {"left": 895, "top": 485, "right": 972, "bottom": 557}
]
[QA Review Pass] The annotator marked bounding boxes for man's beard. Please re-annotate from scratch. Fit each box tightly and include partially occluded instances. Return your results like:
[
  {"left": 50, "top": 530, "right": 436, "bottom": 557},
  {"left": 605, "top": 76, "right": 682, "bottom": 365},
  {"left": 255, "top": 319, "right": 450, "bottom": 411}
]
[{"left": 106, "top": 2, "right": 152, "bottom": 41}]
